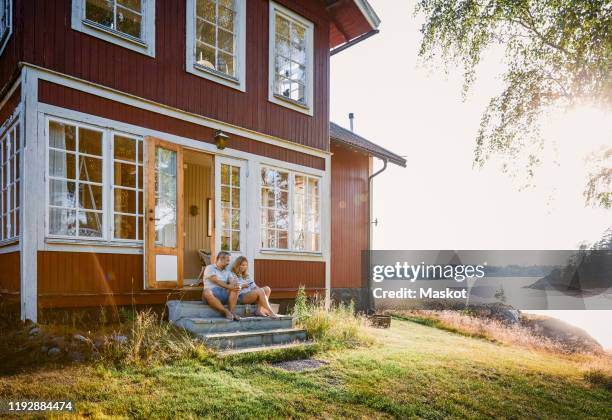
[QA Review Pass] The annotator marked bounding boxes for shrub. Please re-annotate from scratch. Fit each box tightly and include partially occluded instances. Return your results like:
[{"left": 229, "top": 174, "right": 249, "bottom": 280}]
[
  {"left": 102, "top": 309, "right": 212, "bottom": 367},
  {"left": 293, "top": 286, "right": 374, "bottom": 350}
]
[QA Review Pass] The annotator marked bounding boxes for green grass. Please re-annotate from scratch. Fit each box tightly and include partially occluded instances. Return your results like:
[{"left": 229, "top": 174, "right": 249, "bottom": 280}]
[{"left": 1, "top": 320, "right": 610, "bottom": 419}]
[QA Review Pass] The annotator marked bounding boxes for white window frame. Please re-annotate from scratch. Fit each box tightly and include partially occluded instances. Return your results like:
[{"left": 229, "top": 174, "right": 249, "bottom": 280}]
[
  {"left": 0, "top": 118, "right": 19, "bottom": 244},
  {"left": 71, "top": 0, "right": 156, "bottom": 57},
  {"left": 45, "top": 116, "right": 144, "bottom": 245},
  {"left": 259, "top": 165, "right": 321, "bottom": 254},
  {"left": 185, "top": 0, "right": 247, "bottom": 92},
  {"left": 0, "top": 0, "right": 12, "bottom": 56},
  {"left": 268, "top": 1, "right": 314, "bottom": 116},
  {"left": 111, "top": 132, "right": 144, "bottom": 242}
]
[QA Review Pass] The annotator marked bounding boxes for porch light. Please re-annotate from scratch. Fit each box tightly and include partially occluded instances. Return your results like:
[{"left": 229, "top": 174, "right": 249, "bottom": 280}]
[{"left": 214, "top": 130, "right": 230, "bottom": 150}]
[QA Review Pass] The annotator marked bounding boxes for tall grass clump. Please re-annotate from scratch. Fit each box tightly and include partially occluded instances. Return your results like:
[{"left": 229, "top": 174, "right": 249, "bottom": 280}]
[
  {"left": 293, "top": 286, "right": 374, "bottom": 349},
  {"left": 102, "top": 309, "right": 212, "bottom": 366}
]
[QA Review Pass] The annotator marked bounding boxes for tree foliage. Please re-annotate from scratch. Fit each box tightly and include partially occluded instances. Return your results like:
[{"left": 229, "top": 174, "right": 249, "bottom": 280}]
[{"left": 415, "top": 0, "right": 612, "bottom": 207}]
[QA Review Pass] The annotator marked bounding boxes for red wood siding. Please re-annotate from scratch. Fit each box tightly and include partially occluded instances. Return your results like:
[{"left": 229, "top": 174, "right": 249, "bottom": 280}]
[
  {"left": 36, "top": 251, "right": 203, "bottom": 308},
  {"left": 330, "top": 142, "right": 370, "bottom": 288},
  {"left": 254, "top": 259, "right": 325, "bottom": 291},
  {"left": 39, "top": 81, "right": 326, "bottom": 170},
  {"left": 0, "top": 85, "right": 20, "bottom": 125},
  {"left": 0, "top": 251, "right": 20, "bottom": 294},
  {"left": 17, "top": 0, "right": 330, "bottom": 151}
]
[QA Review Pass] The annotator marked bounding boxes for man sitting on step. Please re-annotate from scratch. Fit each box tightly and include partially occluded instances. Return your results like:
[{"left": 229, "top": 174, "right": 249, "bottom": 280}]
[{"left": 202, "top": 251, "right": 241, "bottom": 321}]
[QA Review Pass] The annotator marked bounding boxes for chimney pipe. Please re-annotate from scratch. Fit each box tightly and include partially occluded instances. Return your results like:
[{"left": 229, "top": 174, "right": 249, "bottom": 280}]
[{"left": 349, "top": 112, "right": 354, "bottom": 132}]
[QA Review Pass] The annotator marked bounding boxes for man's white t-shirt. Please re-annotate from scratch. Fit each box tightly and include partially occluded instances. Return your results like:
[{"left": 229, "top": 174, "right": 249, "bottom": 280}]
[{"left": 203, "top": 264, "right": 232, "bottom": 290}]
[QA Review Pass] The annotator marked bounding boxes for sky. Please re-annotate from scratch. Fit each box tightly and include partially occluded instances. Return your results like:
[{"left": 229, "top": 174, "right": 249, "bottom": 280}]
[{"left": 329, "top": 0, "right": 612, "bottom": 348}]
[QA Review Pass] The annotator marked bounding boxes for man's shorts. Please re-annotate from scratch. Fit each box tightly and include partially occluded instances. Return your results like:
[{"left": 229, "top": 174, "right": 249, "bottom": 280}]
[{"left": 209, "top": 287, "right": 230, "bottom": 304}]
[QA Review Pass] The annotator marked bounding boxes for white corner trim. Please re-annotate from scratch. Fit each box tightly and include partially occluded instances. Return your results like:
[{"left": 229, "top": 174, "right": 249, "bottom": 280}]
[
  {"left": 70, "top": 0, "right": 156, "bottom": 57},
  {"left": 353, "top": 0, "right": 381, "bottom": 29},
  {"left": 23, "top": 63, "right": 331, "bottom": 158},
  {"left": 268, "top": 1, "right": 314, "bottom": 116},
  {"left": 185, "top": 0, "right": 246, "bottom": 92},
  {"left": 0, "top": 0, "right": 13, "bottom": 57}
]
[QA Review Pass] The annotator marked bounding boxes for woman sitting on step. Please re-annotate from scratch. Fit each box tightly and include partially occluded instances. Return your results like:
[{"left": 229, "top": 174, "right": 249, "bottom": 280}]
[{"left": 230, "top": 256, "right": 279, "bottom": 319}]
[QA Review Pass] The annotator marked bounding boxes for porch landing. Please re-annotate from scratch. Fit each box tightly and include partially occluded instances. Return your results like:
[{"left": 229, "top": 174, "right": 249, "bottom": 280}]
[{"left": 166, "top": 300, "right": 311, "bottom": 354}]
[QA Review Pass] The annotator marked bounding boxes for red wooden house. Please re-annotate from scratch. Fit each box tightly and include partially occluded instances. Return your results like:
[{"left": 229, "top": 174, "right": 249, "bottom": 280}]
[{"left": 0, "top": 0, "right": 405, "bottom": 321}]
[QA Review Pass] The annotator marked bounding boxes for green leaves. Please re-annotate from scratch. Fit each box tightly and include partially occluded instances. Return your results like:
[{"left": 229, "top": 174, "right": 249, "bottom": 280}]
[{"left": 416, "top": 0, "right": 612, "bottom": 207}]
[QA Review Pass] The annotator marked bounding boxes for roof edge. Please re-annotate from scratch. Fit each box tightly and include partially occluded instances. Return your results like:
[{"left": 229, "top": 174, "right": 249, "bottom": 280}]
[{"left": 353, "top": 0, "right": 381, "bottom": 29}]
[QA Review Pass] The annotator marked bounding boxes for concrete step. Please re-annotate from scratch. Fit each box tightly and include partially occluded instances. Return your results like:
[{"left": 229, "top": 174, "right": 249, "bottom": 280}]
[
  {"left": 201, "top": 328, "right": 308, "bottom": 351},
  {"left": 173, "top": 315, "right": 293, "bottom": 334},
  {"left": 219, "top": 340, "right": 316, "bottom": 356},
  {"left": 167, "top": 300, "right": 276, "bottom": 321}
]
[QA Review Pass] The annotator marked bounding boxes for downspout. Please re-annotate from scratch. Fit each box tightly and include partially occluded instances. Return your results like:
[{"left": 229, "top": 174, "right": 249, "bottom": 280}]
[{"left": 365, "top": 158, "right": 387, "bottom": 313}]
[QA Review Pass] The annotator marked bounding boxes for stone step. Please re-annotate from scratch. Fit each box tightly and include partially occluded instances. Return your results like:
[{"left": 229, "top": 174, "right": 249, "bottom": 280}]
[
  {"left": 173, "top": 315, "right": 293, "bottom": 334},
  {"left": 167, "top": 300, "right": 275, "bottom": 321},
  {"left": 219, "top": 340, "right": 316, "bottom": 356},
  {"left": 201, "top": 328, "right": 308, "bottom": 351}
]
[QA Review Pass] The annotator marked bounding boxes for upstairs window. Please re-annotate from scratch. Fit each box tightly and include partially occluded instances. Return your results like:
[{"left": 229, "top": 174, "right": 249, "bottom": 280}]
[
  {"left": 71, "top": 0, "right": 156, "bottom": 56},
  {"left": 0, "top": 121, "right": 19, "bottom": 242},
  {"left": 269, "top": 2, "right": 314, "bottom": 115},
  {"left": 186, "top": 0, "right": 246, "bottom": 91},
  {"left": 85, "top": 0, "right": 143, "bottom": 39},
  {"left": 0, "top": 0, "right": 12, "bottom": 55}
]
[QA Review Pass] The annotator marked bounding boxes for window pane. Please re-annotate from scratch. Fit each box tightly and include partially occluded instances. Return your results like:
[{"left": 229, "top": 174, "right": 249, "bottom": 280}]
[
  {"left": 294, "top": 230, "right": 305, "bottom": 250},
  {"left": 278, "top": 230, "right": 288, "bottom": 249},
  {"left": 196, "top": 19, "right": 215, "bottom": 46},
  {"left": 49, "top": 122, "right": 76, "bottom": 151},
  {"left": 261, "top": 228, "right": 275, "bottom": 248},
  {"left": 78, "top": 211, "right": 103, "bottom": 237},
  {"left": 291, "top": 24, "right": 305, "bottom": 47},
  {"left": 275, "top": 35, "right": 291, "bottom": 59},
  {"left": 114, "top": 214, "right": 137, "bottom": 239},
  {"left": 118, "top": 0, "right": 141, "bottom": 12},
  {"left": 221, "top": 230, "right": 230, "bottom": 251},
  {"left": 221, "top": 186, "right": 230, "bottom": 206},
  {"left": 218, "top": 28, "right": 234, "bottom": 53},
  {"left": 137, "top": 216, "right": 144, "bottom": 240},
  {"left": 79, "top": 127, "right": 103, "bottom": 156},
  {"left": 116, "top": 7, "right": 142, "bottom": 38},
  {"left": 276, "top": 15, "right": 289, "bottom": 38},
  {"left": 231, "top": 209, "right": 240, "bottom": 229},
  {"left": 114, "top": 162, "right": 137, "bottom": 188},
  {"left": 231, "top": 231, "right": 240, "bottom": 251},
  {"left": 221, "top": 164, "right": 230, "bottom": 185},
  {"left": 79, "top": 183, "right": 103, "bottom": 210},
  {"left": 114, "top": 135, "right": 137, "bottom": 162},
  {"left": 230, "top": 166, "right": 240, "bottom": 186},
  {"left": 275, "top": 210, "right": 288, "bottom": 230},
  {"left": 196, "top": 0, "right": 215, "bottom": 22},
  {"left": 220, "top": 207, "right": 229, "bottom": 230},
  {"left": 49, "top": 150, "right": 76, "bottom": 179},
  {"left": 154, "top": 148, "right": 177, "bottom": 248},
  {"left": 231, "top": 187, "right": 240, "bottom": 208},
  {"left": 218, "top": 5, "right": 234, "bottom": 31},
  {"left": 218, "top": 51, "right": 235, "bottom": 76},
  {"left": 195, "top": 43, "right": 216, "bottom": 68},
  {"left": 49, "top": 179, "right": 76, "bottom": 208},
  {"left": 85, "top": 0, "right": 113, "bottom": 28},
  {"left": 49, "top": 208, "right": 76, "bottom": 236},
  {"left": 114, "top": 188, "right": 137, "bottom": 213},
  {"left": 79, "top": 156, "right": 103, "bottom": 183}
]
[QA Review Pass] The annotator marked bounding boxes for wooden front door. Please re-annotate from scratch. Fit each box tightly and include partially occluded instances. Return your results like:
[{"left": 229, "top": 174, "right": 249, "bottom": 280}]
[{"left": 145, "top": 137, "right": 184, "bottom": 288}]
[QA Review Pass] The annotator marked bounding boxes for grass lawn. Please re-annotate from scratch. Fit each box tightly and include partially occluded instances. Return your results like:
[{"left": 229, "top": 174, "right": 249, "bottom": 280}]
[{"left": 1, "top": 319, "right": 610, "bottom": 419}]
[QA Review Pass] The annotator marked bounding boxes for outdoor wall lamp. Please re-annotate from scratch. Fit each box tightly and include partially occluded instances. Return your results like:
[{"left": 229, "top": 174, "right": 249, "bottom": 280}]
[{"left": 214, "top": 130, "right": 230, "bottom": 150}]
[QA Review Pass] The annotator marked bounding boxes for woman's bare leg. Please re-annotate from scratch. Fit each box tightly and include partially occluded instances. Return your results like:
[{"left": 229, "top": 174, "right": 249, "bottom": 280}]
[{"left": 239, "top": 289, "right": 277, "bottom": 318}]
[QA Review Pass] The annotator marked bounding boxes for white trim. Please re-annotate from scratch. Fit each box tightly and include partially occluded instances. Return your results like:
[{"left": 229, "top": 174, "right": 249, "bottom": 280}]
[
  {"left": 268, "top": 1, "right": 314, "bottom": 116},
  {"left": 185, "top": 0, "right": 246, "bottom": 92},
  {"left": 0, "top": 0, "right": 12, "bottom": 57},
  {"left": 24, "top": 63, "right": 330, "bottom": 158},
  {"left": 352, "top": 0, "right": 381, "bottom": 29},
  {"left": 20, "top": 67, "right": 37, "bottom": 321},
  {"left": 71, "top": 0, "right": 156, "bottom": 57}
]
